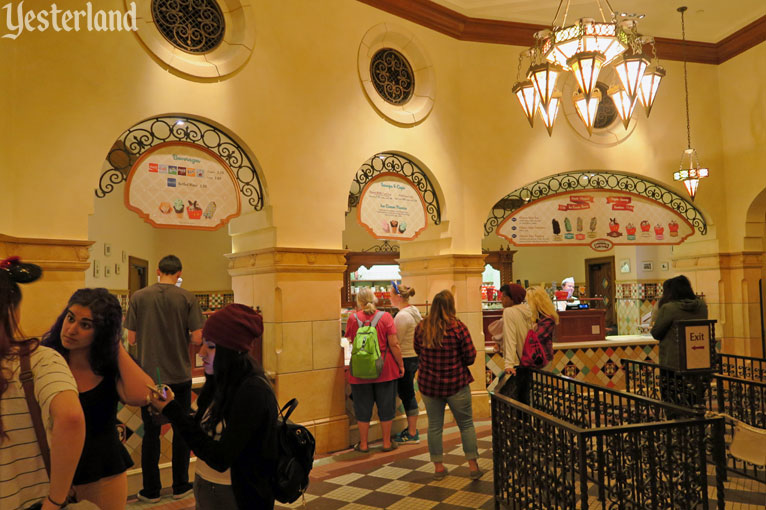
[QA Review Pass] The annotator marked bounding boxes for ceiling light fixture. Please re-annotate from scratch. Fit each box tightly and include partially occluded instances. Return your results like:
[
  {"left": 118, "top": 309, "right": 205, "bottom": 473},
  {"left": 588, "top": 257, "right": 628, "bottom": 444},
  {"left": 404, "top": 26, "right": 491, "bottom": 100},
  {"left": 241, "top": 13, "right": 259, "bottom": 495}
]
[
  {"left": 512, "top": 0, "right": 664, "bottom": 136},
  {"left": 672, "top": 6, "right": 708, "bottom": 201}
]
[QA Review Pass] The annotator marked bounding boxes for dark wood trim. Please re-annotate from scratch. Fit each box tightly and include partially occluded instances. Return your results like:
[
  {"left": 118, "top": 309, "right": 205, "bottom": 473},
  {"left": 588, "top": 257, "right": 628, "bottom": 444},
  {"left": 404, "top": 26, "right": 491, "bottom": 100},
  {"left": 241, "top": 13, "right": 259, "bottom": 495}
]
[
  {"left": 358, "top": 0, "right": 766, "bottom": 65},
  {"left": 717, "top": 16, "right": 766, "bottom": 63}
]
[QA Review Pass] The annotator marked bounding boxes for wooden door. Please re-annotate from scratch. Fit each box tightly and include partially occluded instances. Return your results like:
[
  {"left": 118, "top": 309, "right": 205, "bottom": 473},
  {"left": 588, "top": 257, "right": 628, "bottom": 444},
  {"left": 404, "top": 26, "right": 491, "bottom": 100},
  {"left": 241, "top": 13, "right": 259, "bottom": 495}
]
[
  {"left": 128, "top": 256, "right": 148, "bottom": 297},
  {"left": 585, "top": 256, "right": 616, "bottom": 328}
]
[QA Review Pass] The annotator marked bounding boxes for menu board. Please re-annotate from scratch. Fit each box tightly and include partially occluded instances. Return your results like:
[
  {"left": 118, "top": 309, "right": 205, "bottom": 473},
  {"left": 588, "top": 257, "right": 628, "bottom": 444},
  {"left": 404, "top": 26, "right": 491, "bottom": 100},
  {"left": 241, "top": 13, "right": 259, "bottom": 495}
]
[
  {"left": 125, "top": 142, "right": 240, "bottom": 230},
  {"left": 358, "top": 173, "right": 428, "bottom": 241},
  {"left": 497, "top": 190, "right": 694, "bottom": 249}
]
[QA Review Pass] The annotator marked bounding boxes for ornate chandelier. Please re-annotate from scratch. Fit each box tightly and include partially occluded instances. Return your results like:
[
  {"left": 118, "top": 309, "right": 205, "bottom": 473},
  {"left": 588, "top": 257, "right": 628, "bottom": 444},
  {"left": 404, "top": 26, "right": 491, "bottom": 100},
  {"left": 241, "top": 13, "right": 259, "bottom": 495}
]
[
  {"left": 672, "top": 6, "right": 708, "bottom": 201},
  {"left": 513, "top": 0, "right": 665, "bottom": 136}
]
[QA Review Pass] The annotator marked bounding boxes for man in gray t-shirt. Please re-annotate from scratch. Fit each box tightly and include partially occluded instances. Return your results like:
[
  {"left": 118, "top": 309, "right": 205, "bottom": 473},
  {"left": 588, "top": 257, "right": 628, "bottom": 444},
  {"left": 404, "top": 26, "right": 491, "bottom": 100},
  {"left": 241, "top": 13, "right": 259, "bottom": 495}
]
[{"left": 126, "top": 254, "right": 204, "bottom": 502}]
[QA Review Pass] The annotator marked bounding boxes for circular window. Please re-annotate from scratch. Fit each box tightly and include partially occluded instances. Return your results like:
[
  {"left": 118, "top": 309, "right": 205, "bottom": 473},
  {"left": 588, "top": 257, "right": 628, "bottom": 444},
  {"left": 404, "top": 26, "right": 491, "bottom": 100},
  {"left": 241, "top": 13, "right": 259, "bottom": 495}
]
[
  {"left": 370, "top": 48, "right": 415, "bottom": 106},
  {"left": 358, "top": 24, "right": 435, "bottom": 125},
  {"left": 151, "top": 0, "right": 225, "bottom": 54}
]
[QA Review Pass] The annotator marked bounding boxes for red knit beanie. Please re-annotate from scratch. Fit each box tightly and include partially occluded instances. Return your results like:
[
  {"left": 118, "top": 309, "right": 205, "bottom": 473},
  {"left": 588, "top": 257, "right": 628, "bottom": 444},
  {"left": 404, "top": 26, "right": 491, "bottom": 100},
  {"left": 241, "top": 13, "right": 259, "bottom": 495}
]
[
  {"left": 507, "top": 283, "right": 526, "bottom": 305},
  {"left": 203, "top": 303, "right": 263, "bottom": 352}
]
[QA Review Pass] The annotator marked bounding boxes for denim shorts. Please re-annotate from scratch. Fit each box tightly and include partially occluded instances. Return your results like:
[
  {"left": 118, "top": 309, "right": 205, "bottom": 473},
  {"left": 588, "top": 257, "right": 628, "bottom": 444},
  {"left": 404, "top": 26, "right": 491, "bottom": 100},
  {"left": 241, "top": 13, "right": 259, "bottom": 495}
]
[{"left": 351, "top": 379, "right": 397, "bottom": 422}]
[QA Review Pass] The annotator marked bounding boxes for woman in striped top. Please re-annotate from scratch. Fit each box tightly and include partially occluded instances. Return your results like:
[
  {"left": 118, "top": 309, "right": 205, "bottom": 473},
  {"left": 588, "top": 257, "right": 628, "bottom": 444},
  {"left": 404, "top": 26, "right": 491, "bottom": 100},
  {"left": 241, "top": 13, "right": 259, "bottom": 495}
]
[{"left": 0, "top": 257, "right": 85, "bottom": 510}]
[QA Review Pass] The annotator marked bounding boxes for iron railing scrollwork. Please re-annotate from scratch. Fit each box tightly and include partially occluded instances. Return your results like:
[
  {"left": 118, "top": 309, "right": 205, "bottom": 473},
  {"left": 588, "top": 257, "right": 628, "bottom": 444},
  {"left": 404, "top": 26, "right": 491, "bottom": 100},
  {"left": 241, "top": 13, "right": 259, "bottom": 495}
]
[
  {"left": 362, "top": 240, "right": 399, "bottom": 253},
  {"left": 347, "top": 153, "right": 441, "bottom": 225},
  {"left": 96, "top": 116, "right": 264, "bottom": 212},
  {"left": 484, "top": 171, "right": 708, "bottom": 236},
  {"left": 151, "top": 0, "right": 225, "bottom": 54}
]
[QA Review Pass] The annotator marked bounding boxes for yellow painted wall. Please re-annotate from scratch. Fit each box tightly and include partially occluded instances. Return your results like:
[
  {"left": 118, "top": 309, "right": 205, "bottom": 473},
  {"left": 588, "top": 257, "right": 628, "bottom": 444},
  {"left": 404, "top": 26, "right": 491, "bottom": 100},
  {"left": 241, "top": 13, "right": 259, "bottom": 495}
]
[
  {"left": 87, "top": 189, "right": 231, "bottom": 291},
  {"left": 0, "top": 0, "right": 760, "bottom": 263}
]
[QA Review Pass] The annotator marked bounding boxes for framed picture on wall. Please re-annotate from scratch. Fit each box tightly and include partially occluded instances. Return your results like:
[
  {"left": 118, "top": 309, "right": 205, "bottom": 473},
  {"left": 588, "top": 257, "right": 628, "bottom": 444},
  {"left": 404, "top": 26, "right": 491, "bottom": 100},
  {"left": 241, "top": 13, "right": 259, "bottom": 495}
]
[
  {"left": 660, "top": 261, "right": 670, "bottom": 271},
  {"left": 115, "top": 263, "right": 121, "bottom": 275},
  {"left": 104, "top": 243, "right": 112, "bottom": 256},
  {"left": 619, "top": 259, "right": 631, "bottom": 273},
  {"left": 641, "top": 261, "right": 654, "bottom": 271},
  {"left": 104, "top": 265, "right": 111, "bottom": 277},
  {"left": 93, "top": 260, "right": 100, "bottom": 278}
]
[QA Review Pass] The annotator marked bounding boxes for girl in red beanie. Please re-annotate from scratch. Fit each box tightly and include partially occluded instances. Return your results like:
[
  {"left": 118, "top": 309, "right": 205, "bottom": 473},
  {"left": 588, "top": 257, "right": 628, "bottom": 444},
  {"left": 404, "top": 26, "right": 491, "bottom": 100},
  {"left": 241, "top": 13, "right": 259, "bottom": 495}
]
[{"left": 149, "top": 304, "right": 278, "bottom": 510}]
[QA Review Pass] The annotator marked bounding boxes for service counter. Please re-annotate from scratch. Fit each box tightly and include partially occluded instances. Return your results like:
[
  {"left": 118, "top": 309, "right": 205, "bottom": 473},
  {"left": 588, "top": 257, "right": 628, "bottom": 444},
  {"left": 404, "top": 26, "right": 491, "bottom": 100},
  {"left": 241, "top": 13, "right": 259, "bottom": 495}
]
[
  {"left": 555, "top": 308, "right": 606, "bottom": 342},
  {"left": 485, "top": 333, "right": 659, "bottom": 391}
]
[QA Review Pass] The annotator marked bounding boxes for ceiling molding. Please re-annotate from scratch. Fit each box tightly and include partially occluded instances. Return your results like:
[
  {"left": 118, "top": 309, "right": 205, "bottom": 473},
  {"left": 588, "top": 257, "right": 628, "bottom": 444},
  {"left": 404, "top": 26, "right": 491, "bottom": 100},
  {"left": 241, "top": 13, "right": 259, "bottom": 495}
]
[{"left": 358, "top": 0, "right": 766, "bottom": 65}]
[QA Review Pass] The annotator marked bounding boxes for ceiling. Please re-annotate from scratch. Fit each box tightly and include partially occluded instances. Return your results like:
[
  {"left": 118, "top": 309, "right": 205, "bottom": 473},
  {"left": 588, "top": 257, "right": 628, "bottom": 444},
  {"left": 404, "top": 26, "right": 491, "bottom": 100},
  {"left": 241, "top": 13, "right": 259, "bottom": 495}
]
[{"left": 428, "top": 0, "right": 766, "bottom": 43}]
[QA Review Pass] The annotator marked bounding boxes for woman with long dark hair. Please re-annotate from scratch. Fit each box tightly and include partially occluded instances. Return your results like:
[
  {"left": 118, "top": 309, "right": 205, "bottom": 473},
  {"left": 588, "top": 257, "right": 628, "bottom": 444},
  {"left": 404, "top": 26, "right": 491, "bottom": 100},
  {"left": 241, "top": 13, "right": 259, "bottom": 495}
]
[
  {"left": 0, "top": 257, "right": 85, "bottom": 510},
  {"left": 43, "top": 288, "right": 153, "bottom": 510},
  {"left": 149, "top": 304, "right": 278, "bottom": 510},
  {"left": 651, "top": 275, "right": 708, "bottom": 406},
  {"left": 414, "top": 290, "right": 481, "bottom": 481}
]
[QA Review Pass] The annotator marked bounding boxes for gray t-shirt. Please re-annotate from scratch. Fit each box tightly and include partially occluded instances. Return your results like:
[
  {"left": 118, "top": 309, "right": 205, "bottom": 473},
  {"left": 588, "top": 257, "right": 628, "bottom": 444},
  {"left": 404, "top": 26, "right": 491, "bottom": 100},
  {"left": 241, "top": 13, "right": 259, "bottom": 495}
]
[{"left": 125, "top": 283, "right": 205, "bottom": 384}]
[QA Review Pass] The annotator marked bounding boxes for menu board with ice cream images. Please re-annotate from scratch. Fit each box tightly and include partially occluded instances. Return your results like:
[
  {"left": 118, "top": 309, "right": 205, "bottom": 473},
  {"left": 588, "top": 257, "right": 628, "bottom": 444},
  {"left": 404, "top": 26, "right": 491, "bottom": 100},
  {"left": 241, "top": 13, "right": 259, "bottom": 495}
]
[
  {"left": 358, "top": 173, "right": 428, "bottom": 241},
  {"left": 125, "top": 143, "right": 241, "bottom": 230},
  {"left": 497, "top": 190, "right": 694, "bottom": 250}
]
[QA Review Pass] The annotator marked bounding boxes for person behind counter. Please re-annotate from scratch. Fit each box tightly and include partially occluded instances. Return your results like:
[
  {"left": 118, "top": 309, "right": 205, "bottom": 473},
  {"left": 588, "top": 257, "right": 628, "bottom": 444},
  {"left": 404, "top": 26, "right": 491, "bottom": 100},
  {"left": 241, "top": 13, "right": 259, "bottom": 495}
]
[
  {"left": 345, "top": 287, "right": 405, "bottom": 453},
  {"left": 149, "top": 304, "right": 278, "bottom": 510},
  {"left": 43, "top": 288, "right": 154, "bottom": 510},
  {"left": 389, "top": 283, "right": 422, "bottom": 444},
  {"left": 650, "top": 275, "right": 708, "bottom": 407},
  {"left": 556, "top": 277, "right": 580, "bottom": 311}
]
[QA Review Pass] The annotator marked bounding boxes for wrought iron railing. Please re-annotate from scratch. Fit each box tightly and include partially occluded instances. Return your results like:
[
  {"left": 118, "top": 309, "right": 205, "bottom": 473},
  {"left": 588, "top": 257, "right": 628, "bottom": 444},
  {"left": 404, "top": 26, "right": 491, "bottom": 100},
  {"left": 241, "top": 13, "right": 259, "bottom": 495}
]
[
  {"left": 623, "top": 358, "right": 766, "bottom": 483},
  {"left": 718, "top": 353, "right": 766, "bottom": 382},
  {"left": 492, "top": 370, "right": 726, "bottom": 509}
]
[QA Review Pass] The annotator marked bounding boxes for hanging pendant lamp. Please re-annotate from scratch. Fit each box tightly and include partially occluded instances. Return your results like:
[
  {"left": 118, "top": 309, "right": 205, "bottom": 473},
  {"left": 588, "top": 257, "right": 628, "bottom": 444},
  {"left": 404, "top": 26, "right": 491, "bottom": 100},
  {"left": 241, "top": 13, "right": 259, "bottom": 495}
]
[
  {"left": 513, "top": 80, "right": 539, "bottom": 127},
  {"left": 573, "top": 88, "right": 602, "bottom": 135},
  {"left": 608, "top": 85, "right": 636, "bottom": 129},
  {"left": 672, "top": 6, "right": 708, "bottom": 201},
  {"left": 638, "top": 64, "right": 666, "bottom": 117}
]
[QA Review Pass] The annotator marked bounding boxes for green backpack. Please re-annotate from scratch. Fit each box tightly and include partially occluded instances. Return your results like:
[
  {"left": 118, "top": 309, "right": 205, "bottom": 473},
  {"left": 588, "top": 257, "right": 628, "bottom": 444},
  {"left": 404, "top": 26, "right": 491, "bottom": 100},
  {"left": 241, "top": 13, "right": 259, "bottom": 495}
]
[{"left": 350, "top": 311, "right": 385, "bottom": 379}]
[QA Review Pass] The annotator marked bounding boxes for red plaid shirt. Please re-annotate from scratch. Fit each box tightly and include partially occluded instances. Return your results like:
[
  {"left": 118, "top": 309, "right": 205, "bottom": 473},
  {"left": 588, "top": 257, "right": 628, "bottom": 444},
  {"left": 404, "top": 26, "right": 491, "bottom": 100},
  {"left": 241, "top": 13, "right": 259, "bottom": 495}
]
[
  {"left": 414, "top": 319, "right": 476, "bottom": 398},
  {"left": 536, "top": 315, "right": 556, "bottom": 362}
]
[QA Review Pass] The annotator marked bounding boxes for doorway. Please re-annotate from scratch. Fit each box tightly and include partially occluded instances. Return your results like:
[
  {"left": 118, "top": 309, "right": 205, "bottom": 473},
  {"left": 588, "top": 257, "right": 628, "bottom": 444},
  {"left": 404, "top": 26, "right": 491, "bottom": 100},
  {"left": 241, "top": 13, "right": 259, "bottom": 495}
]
[
  {"left": 585, "top": 256, "right": 616, "bottom": 330},
  {"left": 128, "top": 256, "right": 148, "bottom": 297}
]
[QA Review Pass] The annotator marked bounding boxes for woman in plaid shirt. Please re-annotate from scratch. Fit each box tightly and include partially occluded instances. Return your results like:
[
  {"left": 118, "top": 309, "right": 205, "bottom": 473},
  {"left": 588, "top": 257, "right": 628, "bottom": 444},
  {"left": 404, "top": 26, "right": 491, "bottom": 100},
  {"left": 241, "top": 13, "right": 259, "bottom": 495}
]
[{"left": 414, "top": 290, "right": 482, "bottom": 481}]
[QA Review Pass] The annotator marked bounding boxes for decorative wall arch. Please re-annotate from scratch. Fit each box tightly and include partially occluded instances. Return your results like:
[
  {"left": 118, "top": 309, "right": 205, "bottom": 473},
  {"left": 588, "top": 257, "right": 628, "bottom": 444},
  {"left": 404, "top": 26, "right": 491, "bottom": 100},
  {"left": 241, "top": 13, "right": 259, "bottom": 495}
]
[
  {"left": 484, "top": 171, "right": 708, "bottom": 236},
  {"left": 346, "top": 152, "right": 442, "bottom": 225},
  {"left": 96, "top": 115, "right": 265, "bottom": 212}
]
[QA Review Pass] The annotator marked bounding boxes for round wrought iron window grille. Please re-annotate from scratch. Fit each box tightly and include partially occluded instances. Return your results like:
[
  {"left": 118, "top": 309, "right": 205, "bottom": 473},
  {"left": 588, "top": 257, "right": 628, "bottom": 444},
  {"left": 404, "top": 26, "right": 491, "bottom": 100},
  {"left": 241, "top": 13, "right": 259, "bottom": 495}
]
[
  {"left": 347, "top": 153, "right": 441, "bottom": 225},
  {"left": 484, "top": 171, "right": 707, "bottom": 236},
  {"left": 96, "top": 116, "right": 264, "bottom": 212},
  {"left": 370, "top": 48, "right": 415, "bottom": 106},
  {"left": 151, "top": 0, "right": 225, "bottom": 54}
]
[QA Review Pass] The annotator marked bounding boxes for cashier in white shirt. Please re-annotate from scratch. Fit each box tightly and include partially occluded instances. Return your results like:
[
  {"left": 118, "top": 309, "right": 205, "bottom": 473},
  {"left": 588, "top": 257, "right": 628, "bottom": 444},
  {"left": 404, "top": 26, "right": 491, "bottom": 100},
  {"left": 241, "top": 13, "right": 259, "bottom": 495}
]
[{"left": 557, "top": 277, "right": 580, "bottom": 311}]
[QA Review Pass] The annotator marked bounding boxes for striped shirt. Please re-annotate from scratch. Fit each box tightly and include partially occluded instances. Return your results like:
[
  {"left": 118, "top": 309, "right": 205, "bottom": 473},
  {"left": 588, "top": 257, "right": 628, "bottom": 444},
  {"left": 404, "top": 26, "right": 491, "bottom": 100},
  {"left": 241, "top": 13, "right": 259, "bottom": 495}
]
[
  {"left": 414, "top": 319, "right": 476, "bottom": 398},
  {"left": 0, "top": 346, "right": 78, "bottom": 510}
]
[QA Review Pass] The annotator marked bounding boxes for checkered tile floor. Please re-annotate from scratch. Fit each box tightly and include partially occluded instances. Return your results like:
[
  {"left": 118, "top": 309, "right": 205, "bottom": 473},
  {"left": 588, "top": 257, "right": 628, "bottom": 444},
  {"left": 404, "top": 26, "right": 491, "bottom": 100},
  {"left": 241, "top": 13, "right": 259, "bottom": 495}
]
[{"left": 127, "top": 425, "right": 765, "bottom": 510}]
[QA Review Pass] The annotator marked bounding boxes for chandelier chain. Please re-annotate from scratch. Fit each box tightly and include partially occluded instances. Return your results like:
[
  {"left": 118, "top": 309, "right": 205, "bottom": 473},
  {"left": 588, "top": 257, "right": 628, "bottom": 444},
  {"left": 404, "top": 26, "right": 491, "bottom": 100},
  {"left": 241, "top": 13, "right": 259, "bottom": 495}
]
[{"left": 680, "top": 7, "right": 692, "bottom": 149}]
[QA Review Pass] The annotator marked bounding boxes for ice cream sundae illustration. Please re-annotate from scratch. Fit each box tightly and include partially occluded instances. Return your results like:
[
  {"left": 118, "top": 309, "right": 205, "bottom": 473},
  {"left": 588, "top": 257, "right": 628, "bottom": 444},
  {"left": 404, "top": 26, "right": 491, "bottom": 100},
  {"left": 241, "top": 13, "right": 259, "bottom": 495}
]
[
  {"left": 607, "top": 218, "right": 623, "bottom": 238},
  {"left": 640, "top": 220, "right": 651, "bottom": 234},
  {"left": 390, "top": 220, "right": 398, "bottom": 232},
  {"left": 668, "top": 220, "right": 679, "bottom": 237},
  {"left": 398, "top": 222, "right": 407, "bottom": 234},
  {"left": 172, "top": 199, "right": 185, "bottom": 218},
  {"left": 654, "top": 224, "right": 664, "bottom": 240},
  {"left": 626, "top": 223, "right": 636, "bottom": 240},
  {"left": 187, "top": 200, "right": 203, "bottom": 219}
]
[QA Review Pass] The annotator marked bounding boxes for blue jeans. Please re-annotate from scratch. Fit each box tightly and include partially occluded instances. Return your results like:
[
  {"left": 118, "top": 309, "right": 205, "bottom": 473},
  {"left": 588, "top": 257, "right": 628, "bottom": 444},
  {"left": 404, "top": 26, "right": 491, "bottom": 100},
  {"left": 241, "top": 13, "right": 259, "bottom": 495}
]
[
  {"left": 421, "top": 385, "right": 478, "bottom": 462},
  {"left": 397, "top": 357, "right": 419, "bottom": 416}
]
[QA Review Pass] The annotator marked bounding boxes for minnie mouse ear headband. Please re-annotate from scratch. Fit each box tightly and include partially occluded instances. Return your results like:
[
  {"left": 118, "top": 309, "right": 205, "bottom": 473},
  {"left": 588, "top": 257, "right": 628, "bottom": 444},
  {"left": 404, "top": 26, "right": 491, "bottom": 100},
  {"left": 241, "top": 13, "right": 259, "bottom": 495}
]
[{"left": 0, "top": 256, "right": 43, "bottom": 284}]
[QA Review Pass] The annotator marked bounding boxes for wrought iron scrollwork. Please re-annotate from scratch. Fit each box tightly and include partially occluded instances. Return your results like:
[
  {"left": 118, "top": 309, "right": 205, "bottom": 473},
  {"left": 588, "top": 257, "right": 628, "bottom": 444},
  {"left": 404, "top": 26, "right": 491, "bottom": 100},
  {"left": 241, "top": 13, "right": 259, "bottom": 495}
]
[
  {"left": 484, "top": 171, "right": 708, "bottom": 236},
  {"left": 347, "top": 153, "right": 441, "bottom": 225},
  {"left": 370, "top": 48, "right": 414, "bottom": 106},
  {"left": 96, "top": 116, "right": 264, "bottom": 212},
  {"left": 362, "top": 240, "right": 399, "bottom": 253},
  {"left": 152, "top": 0, "right": 225, "bottom": 54}
]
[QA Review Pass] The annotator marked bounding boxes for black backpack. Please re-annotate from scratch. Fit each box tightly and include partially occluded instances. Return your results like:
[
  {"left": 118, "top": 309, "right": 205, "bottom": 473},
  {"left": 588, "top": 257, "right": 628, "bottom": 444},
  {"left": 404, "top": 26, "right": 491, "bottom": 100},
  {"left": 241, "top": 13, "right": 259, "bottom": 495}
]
[{"left": 271, "top": 398, "right": 315, "bottom": 504}]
